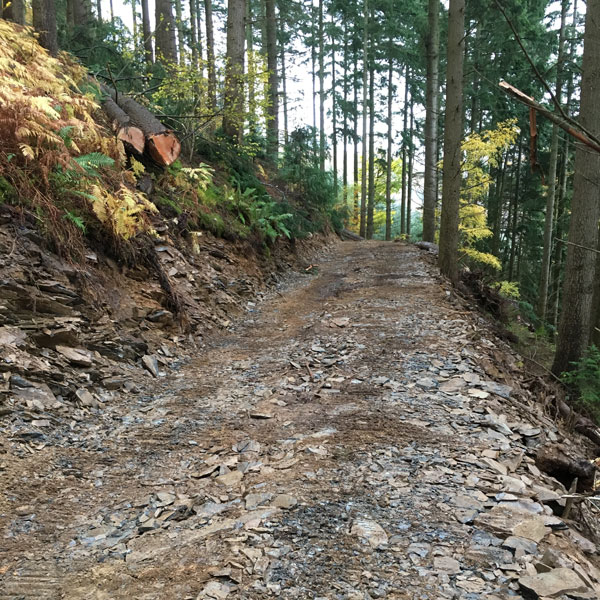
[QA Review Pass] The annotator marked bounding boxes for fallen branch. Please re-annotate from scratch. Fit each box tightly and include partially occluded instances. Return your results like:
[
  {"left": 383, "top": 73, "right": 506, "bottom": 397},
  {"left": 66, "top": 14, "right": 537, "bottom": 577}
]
[{"left": 499, "top": 81, "right": 600, "bottom": 154}]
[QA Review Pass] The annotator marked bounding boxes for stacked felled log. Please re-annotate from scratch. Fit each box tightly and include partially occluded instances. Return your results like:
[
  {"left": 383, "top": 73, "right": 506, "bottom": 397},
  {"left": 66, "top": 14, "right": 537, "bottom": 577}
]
[{"left": 101, "top": 86, "right": 181, "bottom": 167}]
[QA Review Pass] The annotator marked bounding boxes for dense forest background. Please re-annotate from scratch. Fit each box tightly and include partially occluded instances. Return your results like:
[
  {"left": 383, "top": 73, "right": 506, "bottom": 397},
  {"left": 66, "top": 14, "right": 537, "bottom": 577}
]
[{"left": 1, "top": 0, "right": 600, "bottom": 403}]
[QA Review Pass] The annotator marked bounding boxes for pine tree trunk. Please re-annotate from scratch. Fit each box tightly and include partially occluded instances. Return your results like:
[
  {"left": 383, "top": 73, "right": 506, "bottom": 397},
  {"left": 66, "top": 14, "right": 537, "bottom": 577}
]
[
  {"left": 141, "top": 0, "right": 154, "bottom": 66},
  {"left": 318, "top": 0, "right": 325, "bottom": 171},
  {"left": 246, "top": 0, "right": 257, "bottom": 135},
  {"left": 155, "top": 0, "right": 177, "bottom": 64},
  {"left": 385, "top": 48, "right": 394, "bottom": 242},
  {"left": 73, "top": 0, "right": 92, "bottom": 26},
  {"left": 552, "top": 0, "right": 600, "bottom": 376},
  {"left": 538, "top": 0, "right": 568, "bottom": 324},
  {"left": 438, "top": 0, "right": 465, "bottom": 284},
  {"left": 508, "top": 142, "right": 522, "bottom": 282},
  {"left": 490, "top": 152, "right": 507, "bottom": 257},
  {"left": 353, "top": 57, "right": 360, "bottom": 229},
  {"left": 400, "top": 64, "right": 409, "bottom": 235},
  {"left": 311, "top": 1, "right": 317, "bottom": 152},
  {"left": 422, "top": 0, "right": 440, "bottom": 242},
  {"left": 366, "top": 60, "right": 375, "bottom": 239},
  {"left": 174, "top": 0, "right": 186, "bottom": 65},
  {"left": 189, "top": 0, "right": 199, "bottom": 68},
  {"left": 342, "top": 22, "right": 349, "bottom": 205},
  {"left": 407, "top": 91, "right": 414, "bottom": 238},
  {"left": 33, "top": 0, "right": 58, "bottom": 55},
  {"left": 331, "top": 19, "right": 338, "bottom": 195},
  {"left": 3, "top": 0, "right": 26, "bottom": 24},
  {"left": 204, "top": 0, "right": 217, "bottom": 117},
  {"left": 223, "top": 0, "right": 246, "bottom": 143},
  {"left": 280, "top": 21, "right": 289, "bottom": 146},
  {"left": 265, "top": 0, "right": 279, "bottom": 161},
  {"left": 67, "top": 0, "right": 75, "bottom": 26},
  {"left": 96, "top": 0, "right": 101, "bottom": 21},
  {"left": 359, "top": 0, "right": 369, "bottom": 238},
  {"left": 131, "top": 0, "right": 138, "bottom": 55}
]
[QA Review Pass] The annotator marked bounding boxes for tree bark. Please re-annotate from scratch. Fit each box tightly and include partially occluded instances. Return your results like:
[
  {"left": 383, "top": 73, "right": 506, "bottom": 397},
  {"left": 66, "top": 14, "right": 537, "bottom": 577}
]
[
  {"left": 342, "top": 21, "right": 349, "bottom": 206},
  {"left": 280, "top": 18, "right": 289, "bottom": 146},
  {"left": 422, "top": 0, "right": 440, "bottom": 242},
  {"left": 3, "top": 0, "right": 26, "bottom": 24},
  {"left": 553, "top": 0, "right": 600, "bottom": 376},
  {"left": 204, "top": 0, "right": 217, "bottom": 118},
  {"left": 508, "top": 141, "right": 522, "bottom": 281},
  {"left": 438, "top": 0, "right": 465, "bottom": 284},
  {"left": 223, "top": 0, "right": 246, "bottom": 143},
  {"left": 353, "top": 57, "right": 360, "bottom": 229},
  {"left": 174, "top": 0, "right": 186, "bottom": 65},
  {"left": 359, "top": 0, "right": 369, "bottom": 238},
  {"left": 33, "top": 0, "right": 58, "bottom": 55},
  {"left": 189, "top": 0, "right": 199, "bottom": 68},
  {"left": 155, "top": 0, "right": 177, "bottom": 64},
  {"left": 366, "top": 58, "right": 375, "bottom": 239},
  {"left": 141, "top": 0, "right": 154, "bottom": 66},
  {"left": 407, "top": 90, "right": 414, "bottom": 238},
  {"left": 331, "top": 18, "right": 338, "bottom": 195},
  {"left": 102, "top": 96, "right": 146, "bottom": 155},
  {"left": 318, "top": 0, "right": 325, "bottom": 171},
  {"left": 104, "top": 88, "right": 181, "bottom": 165},
  {"left": 538, "top": 0, "right": 568, "bottom": 324},
  {"left": 385, "top": 49, "right": 394, "bottom": 242},
  {"left": 73, "top": 0, "right": 92, "bottom": 26},
  {"left": 265, "top": 0, "right": 279, "bottom": 160},
  {"left": 400, "top": 64, "right": 409, "bottom": 235}
]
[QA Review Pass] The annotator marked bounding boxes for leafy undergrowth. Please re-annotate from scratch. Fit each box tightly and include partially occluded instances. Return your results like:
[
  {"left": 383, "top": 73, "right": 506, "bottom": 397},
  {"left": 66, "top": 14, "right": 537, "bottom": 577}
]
[
  {"left": 0, "top": 21, "right": 337, "bottom": 271},
  {"left": 0, "top": 21, "right": 157, "bottom": 260}
]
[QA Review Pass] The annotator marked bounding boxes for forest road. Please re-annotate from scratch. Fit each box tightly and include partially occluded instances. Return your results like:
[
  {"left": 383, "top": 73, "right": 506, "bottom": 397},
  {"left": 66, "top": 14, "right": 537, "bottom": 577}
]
[{"left": 2, "top": 241, "right": 593, "bottom": 599}]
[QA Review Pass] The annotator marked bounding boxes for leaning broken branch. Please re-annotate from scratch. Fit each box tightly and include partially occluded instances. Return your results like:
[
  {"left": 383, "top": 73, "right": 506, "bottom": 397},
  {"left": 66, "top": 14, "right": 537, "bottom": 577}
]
[{"left": 499, "top": 81, "right": 600, "bottom": 154}]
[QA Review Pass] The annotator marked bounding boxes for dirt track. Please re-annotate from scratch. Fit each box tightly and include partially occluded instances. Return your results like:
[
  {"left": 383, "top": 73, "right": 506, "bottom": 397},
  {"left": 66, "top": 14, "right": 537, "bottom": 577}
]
[{"left": 2, "top": 241, "right": 599, "bottom": 599}]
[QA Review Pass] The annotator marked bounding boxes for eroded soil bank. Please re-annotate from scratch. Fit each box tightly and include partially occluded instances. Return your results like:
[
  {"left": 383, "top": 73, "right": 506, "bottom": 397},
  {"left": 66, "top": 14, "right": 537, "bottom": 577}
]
[{"left": 1, "top": 241, "right": 599, "bottom": 600}]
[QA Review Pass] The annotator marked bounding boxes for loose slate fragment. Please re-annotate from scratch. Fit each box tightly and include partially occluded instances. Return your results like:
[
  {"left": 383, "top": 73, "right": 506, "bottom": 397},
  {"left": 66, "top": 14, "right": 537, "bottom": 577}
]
[{"left": 519, "top": 568, "right": 587, "bottom": 597}]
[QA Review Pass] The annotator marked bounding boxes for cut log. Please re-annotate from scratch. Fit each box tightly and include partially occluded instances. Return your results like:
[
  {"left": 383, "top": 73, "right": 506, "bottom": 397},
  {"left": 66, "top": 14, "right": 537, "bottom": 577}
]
[
  {"left": 339, "top": 228, "right": 364, "bottom": 241},
  {"left": 102, "top": 86, "right": 181, "bottom": 166},
  {"left": 102, "top": 96, "right": 145, "bottom": 155}
]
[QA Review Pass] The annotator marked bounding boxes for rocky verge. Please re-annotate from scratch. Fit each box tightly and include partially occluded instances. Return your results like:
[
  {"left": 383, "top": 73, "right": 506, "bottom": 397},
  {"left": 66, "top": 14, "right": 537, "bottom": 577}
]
[{"left": 0, "top": 205, "right": 335, "bottom": 459}]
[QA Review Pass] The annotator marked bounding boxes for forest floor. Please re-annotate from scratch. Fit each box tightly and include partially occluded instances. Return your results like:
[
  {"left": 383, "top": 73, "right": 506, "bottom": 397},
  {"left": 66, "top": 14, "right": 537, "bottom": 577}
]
[{"left": 2, "top": 241, "right": 600, "bottom": 600}]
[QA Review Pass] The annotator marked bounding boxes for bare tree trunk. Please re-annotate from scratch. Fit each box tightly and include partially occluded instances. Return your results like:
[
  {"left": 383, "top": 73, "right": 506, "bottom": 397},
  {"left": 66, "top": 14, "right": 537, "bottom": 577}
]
[
  {"left": 385, "top": 47, "right": 394, "bottom": 242},
  {"left": 508, "top": 142, "right": 522, "bottom": 281},
  {"left": 400, "top": 64, "right": 409, "bottom": 235},
  {"left": 311, "top": 0, "right": 317, "bottom": 152},
  {"left": 266, "top": 0, "right": 279, "bottom": 160},
  {"left": 141, "top": 0, "right": 154, "bottom": 66},
  {"left": 204, "top": 0, "right": 217, "bottom": 118},
  {"left": 422, "top": 0, "right": 440, "bottom": 242},
  {"left": 538, "top": 0, "right": 568, "bottom": 323},
  {"left": 331, "top": 17, "right": 338, "bottom": 195},
  {"left": 353, "top": 57, "right": 360, "bottom": 229},
  {"left": 280, "top": 18, "right": 289, "bottom": 146},
  {"left": 359, "top": 0, "right": 369, "bottom": 238},
  {"left": 553, "top": 0, "right": 600, "bottom": 375},
  {"left": 438, "top": 0, "right": 465, "bottom": 284},
  {"left": 33, "top": 0, "right": 58, "bottom": 55},
  {"left": 174, "top": 0, "right": 186, "bottom": 65},
  {"left": 189, "top": 0, "right": 199, "bottom": 68},
  {"left": 155, "top": 0, "right": 178, "bottom": 64},
  {"left": 318, "top": 0, "right": 325, "bottom": 171},
  {"left": 491, "top": 152, "right": 508, "bottom": 256},
  {"left": 3, "top": 0, "right": 26, "bottom": 23},
  {"left": 366, "top": 59, "right": 375, "bottom": 239},
  {"left": 342, "top": 21, "right": 349, "bottom": 206},
  {"left": 223, "top": 0, "right": 246, "bottom": 143},
  {"left": 407, "top": 91, "right": 414, "bottom": 238}
]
